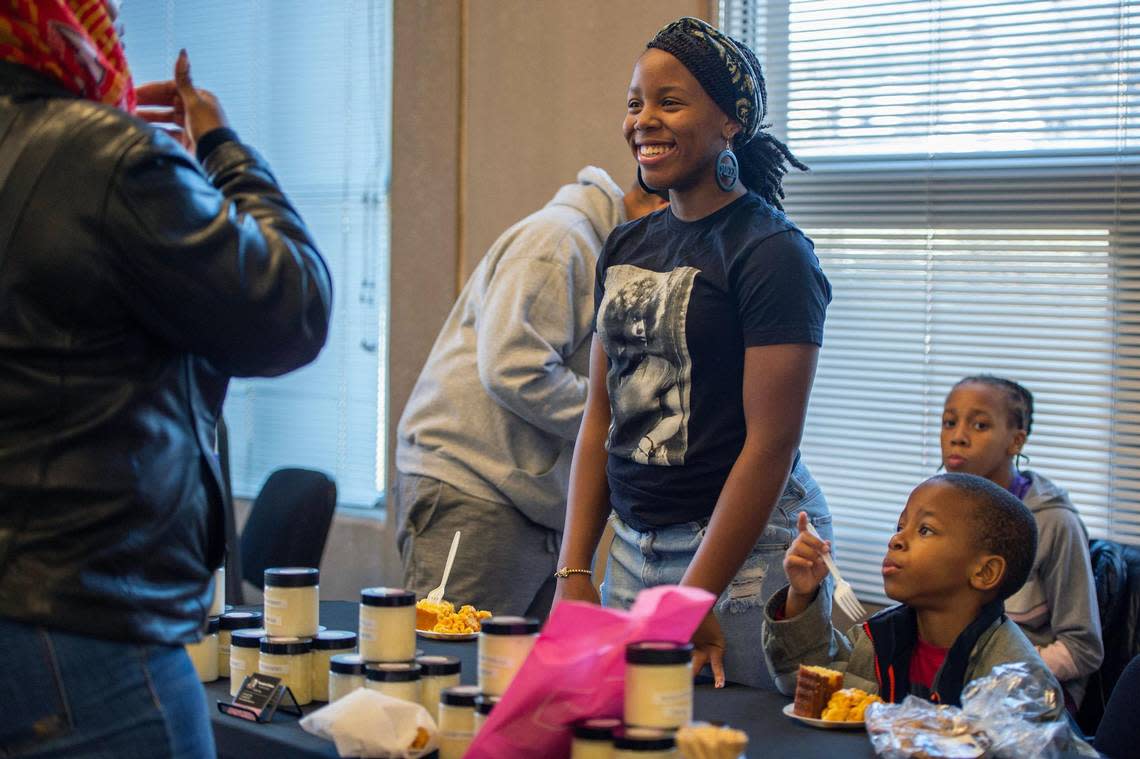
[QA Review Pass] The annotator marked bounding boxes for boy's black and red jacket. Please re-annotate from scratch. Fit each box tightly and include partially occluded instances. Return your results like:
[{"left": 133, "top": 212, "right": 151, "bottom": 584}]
[
  {"left": 861, "top": 599, "right": 1003, "bottom": 705},
  {"left": 761, "top": 583, "right": 1066, "bottom": 722}
]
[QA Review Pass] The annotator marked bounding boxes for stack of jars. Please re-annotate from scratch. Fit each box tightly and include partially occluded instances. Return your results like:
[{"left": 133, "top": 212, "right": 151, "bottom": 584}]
[
  {"left": 184, "top": 566, "right": 230, "bottom": 684},
  {"left": 429, "top": 615, "right": 540, "bottom": 759},
  {"left": 353, "top": 586, "right": 464, "bottom": 725},
  {"left": 564, "top": 640, "right": 694, "bottom": 759},
  {"left": 184, "top": 566, "right": 360, "bottom": 707}
]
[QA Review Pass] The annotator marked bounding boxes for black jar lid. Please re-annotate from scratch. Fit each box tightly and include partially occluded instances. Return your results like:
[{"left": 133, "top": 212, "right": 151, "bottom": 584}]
[
  {"left": 474, "top": 694, "right": 499, "bottom": 715},
  {"left": 415, "top": 655, "right": 461, "bottom": 676},
  {"left": 264, "top": 567, "right": 319, "bottom": 588},
  {"left": 613, "top": 727, "right": 676, "bottom": 751},
  {"left": 219, "top": 611, "right": 264, "bottom": 631},
  {"left": 329, "top": 653, "right": 367, "bottom": 675},
  {"left": 203, "top": 616, "right": 220, "bottom": 635},
  {"left": 361, "top": 587, "right": 416, "bottom": 607},
  {"left": 440, "top": 684, "right": 481, "bottom": 707},
  {"left": 365, "top": 662, "right": 422, "bottom": 682},
  {"left": 572, "top": 717, "right": 622, "bottom": 741},
  {"left": 480, "top": 616, "right": 540, "bottom": 635},
  {"left": 626, "top": 640, "right": 693, "bottom": 665},
  {"left": 230, "top": 628, "right": 267, "bottom": 648},
  {"left": 313, "top": 630, "right": 358, "bottom": 650},
  {"left": 260, "top": 637, "right": 313, "bottom": 655}
]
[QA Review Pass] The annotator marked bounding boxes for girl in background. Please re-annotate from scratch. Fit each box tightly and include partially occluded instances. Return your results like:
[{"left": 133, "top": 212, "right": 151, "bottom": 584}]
[{"left": 941, "top": 376, "right": 1103, "bottom": 711}]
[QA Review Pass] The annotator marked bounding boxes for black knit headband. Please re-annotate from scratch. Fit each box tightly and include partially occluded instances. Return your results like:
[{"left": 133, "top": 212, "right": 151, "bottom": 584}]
[{"left": 646, "top": 16, "right": 766, "bottom": 145}]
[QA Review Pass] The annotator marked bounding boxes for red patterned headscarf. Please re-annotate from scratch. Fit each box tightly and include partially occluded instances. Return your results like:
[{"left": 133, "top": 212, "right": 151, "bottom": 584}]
[{"left": 0, "top": 0, "right": 135, "bottom": 111}]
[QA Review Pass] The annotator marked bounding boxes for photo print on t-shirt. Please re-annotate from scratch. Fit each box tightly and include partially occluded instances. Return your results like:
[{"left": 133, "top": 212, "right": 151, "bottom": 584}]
[{"left": 598, "top": 264, "right": 698, "bottom": 466}]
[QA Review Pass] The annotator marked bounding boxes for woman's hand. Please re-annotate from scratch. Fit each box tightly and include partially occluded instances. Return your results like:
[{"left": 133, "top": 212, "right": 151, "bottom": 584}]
[
  {"left": 782, "top": 511, "right": 830, "bottom": 618},
  {"left": 690, "top": 610, "right": 726, "bottom": 688},
  {"left": 135, "top": 49, "right": 228, "bottom": 153},
  {"left": 552, "top": 574, "right": 600, "bottom": 607}
]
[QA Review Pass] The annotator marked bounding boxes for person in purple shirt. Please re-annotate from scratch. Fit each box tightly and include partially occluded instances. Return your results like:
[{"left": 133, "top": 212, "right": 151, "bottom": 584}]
[{"left": 941, "top": 375, "right": 1103, "bottom": 711}]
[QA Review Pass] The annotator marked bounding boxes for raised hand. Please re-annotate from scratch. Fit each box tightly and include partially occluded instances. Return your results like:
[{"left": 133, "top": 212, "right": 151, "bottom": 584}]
[
  {"left": 134, "top": 49, "right": 228, "bottom": 154},
  {"left": 782, "top": 511, "right": 830, "bottom": 617}
]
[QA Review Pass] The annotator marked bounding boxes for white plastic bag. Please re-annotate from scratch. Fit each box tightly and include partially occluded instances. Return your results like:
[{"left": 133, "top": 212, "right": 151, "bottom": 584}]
[{"left": 299, "top": 688, "right": 438, "bottom": 758}]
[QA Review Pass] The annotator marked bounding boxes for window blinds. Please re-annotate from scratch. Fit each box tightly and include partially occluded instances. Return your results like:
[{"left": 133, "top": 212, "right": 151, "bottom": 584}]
[
  {"left": 721, "top": 0, "right": 1140, "bottom": 602},
  {"left": 122, "top": 1, "right": 392, "bottom": 507}
]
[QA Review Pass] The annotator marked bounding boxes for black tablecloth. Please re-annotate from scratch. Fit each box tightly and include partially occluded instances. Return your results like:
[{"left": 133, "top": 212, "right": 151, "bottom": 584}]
[{"left": 206, "top": 602, "right": 875, "bottom": 758}]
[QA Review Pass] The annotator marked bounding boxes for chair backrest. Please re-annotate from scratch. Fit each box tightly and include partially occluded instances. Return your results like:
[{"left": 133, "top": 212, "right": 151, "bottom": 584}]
[
  {"left": 240, "top": 468, "right": 337, "bottom": 589},
  {"left": 1077, "top": 538, "right": 1140, "bottom": 735}
]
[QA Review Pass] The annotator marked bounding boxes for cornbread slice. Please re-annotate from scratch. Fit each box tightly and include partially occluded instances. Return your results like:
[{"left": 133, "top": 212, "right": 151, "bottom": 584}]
[
  {"left": 793, "top": 664, "right": 844, "bottom": 718},
  {"left": 415, "top": 598, "right": 451, "bottom": 630}
]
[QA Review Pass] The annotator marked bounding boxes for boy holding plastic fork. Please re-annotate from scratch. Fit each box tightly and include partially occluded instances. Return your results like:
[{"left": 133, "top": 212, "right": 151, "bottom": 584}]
[{"left": 761, "top": 472, "right": 1065, "bottom": 716}]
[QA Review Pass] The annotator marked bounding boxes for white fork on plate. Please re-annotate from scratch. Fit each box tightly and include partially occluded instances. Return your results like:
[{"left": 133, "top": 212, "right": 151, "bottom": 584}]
[
  {"left": 426, "top": 530, "right": 461, "bottom": 605},
  {"left": 805, "top": 521, "right": 866, "bottom": 621}
]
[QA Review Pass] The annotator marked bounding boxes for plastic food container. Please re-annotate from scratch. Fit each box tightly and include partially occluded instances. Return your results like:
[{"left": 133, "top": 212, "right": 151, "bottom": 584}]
[
  {"left": 263, "top": 567, "right": 320, "bottom": 638},
  {"left": 310, "top": 630, "right": 357, "bottom": 701},
  {"left": 359, "top": 587, "right": 416, "bottom": 661},
  {"left": 259, "top": 637, "right": 314, "bottom": 706},
  {"left": 477, "top": 616, "right": 540, "bottom": 696},
  {"left": 218, "top": 610, "right": 263, "bottom": 678},
  {"left": 624, "top": 641, "right": 693, "bottom": 729}
]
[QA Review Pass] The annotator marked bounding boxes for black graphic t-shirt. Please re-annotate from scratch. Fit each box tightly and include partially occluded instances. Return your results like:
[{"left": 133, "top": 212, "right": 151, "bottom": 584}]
[{"left": 594, "top": 193, "right": 831, "bottom": 530}]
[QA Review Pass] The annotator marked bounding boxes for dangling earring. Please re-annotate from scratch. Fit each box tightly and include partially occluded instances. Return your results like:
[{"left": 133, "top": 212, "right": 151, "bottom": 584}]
[
  {"left": 715, "top": 137, "right": 739, "bottom": 192},
  {"left": 1015, "top": 452, "right": 1030, "bottom": 471},
  {"left": 637, "top": 166, "right": 656, "bottom": 195}
]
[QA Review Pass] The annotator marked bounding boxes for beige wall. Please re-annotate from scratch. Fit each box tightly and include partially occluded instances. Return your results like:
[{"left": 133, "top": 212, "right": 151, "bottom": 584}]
[
  {"left": 459, "top": 0, "right": 712, "bottom": 279},
  {"left": 320, "top": 0, "right": 713, "bottom": 590},
  {"left": 389, "top": 0, "right": 712, "bottom": 486}
]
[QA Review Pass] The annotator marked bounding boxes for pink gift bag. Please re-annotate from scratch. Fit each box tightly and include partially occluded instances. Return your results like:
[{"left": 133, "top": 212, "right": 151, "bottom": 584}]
[{"left": 465, "top": 585, "right": 715, "bottom": 759}]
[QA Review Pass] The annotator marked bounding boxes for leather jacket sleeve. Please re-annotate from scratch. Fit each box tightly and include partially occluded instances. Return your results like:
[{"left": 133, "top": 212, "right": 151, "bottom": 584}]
[{"left": 102, "top": 128, "right": 332, "bottom": 377}]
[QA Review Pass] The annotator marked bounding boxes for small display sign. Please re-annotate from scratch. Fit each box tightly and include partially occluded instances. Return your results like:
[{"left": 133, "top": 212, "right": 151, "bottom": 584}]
[{"left": 217, "top": 674, "right": 302, "bottom": 723}]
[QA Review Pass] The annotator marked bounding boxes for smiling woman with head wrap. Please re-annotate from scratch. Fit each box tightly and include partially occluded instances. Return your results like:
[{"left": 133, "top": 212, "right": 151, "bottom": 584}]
[
  {"left": 554, "top": 16, "right": 832, "bottom": 691},
  {"left": 0, "top": 2, "right": 332, "bottom": 755}
]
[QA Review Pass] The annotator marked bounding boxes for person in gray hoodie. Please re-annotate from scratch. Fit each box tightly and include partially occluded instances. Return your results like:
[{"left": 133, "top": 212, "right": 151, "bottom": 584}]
[
  {"left": 941, "top": 376, "right": 1103, "bottom": 709},
  {"left": 395, "top": 167, "right": 667, "bottom": 618}
]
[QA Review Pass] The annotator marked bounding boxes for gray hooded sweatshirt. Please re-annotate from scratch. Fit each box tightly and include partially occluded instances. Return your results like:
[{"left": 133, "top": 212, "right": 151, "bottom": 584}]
[
  {"left": 1005, "top": 470, "right": 1103, "bottom": 706},
  {"left": 396, "top": 166, "right": 626, "bottom": 530}
]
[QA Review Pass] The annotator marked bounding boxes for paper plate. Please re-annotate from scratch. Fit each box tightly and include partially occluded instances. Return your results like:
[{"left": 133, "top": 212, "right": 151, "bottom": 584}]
[
  {"left": 782, "top": 703, "right": 866, "bottom": 730},
  {"left": 416, "top": 628, "right": 478, "bottom": 641}
]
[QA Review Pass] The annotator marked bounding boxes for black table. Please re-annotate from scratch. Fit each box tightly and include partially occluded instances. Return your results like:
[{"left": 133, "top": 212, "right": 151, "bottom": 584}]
[{"left": 206, "top": 602, "right": 875, "bottom": 758}]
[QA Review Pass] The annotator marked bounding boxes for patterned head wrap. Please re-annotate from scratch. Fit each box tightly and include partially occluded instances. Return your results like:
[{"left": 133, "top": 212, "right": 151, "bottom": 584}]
[
  {"left": 646, "top": 16, "right": 765, "bottom": 144},
  {"left": 0, "top": 0, "right": 135, "bottom": 111}
]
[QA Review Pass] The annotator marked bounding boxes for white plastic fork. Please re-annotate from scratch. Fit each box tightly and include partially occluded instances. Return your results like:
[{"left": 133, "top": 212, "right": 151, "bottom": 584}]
[
  {"left": 805, "top": 521, "right": 866, "bottom": 621},
  {"left": 426, "top": 530, "right": 461, "bottom": 605}
]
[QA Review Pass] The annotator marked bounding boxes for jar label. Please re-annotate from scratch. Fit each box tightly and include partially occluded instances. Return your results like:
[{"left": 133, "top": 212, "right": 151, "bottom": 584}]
[
  {"left": 478, "top": 652, "right": 522, "bottom": 682},
  {"left": 652, "top": 688, "right": 692, "bottom": 721},
  {"left": 264, "top": 595, "right": 287, "bottom": 609},
  {"left": 261, "top": 661, "right": 290, "bottom": 676},
  {"left": 479, "top": 653, "right": 518, "bottom": 670},
  {"left": 359, "top": 615, "right": 377, "bottom": 640}
]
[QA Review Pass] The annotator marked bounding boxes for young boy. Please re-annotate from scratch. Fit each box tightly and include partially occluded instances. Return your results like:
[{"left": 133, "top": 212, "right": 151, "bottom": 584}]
[{"left": 763, "top": 472, "right": 1064, "bottom": 718}]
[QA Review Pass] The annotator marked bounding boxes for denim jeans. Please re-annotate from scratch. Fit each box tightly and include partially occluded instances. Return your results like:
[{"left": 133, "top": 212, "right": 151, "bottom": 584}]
[
  {"left": 0, "top": 616, "right": 215, "bottom": 758},
  {"left": 601, "top": 457, "right": 832, "bottom": 690}
]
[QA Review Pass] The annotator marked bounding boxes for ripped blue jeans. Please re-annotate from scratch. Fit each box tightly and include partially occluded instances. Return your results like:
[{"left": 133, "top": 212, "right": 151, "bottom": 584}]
[{"left": 600, "top": 458, "right": 832, "bottom": 690}]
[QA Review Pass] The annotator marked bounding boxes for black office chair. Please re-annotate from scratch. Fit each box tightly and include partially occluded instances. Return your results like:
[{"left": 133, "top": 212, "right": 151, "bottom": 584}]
[
  {"left": 1077, "top": 538, "right": 1140, "bottom": 736},
  {"left": 216, "top": 416, "right": 245, "bottom": 604},
  {"left": 240, "top": 468, "right": 338, "bottom": 590}
]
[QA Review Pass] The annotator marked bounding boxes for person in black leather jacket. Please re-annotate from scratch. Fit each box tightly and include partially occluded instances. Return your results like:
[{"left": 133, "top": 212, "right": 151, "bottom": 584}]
[{"left": 0, "top": 3, "right": 331, "bottom": 756}]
